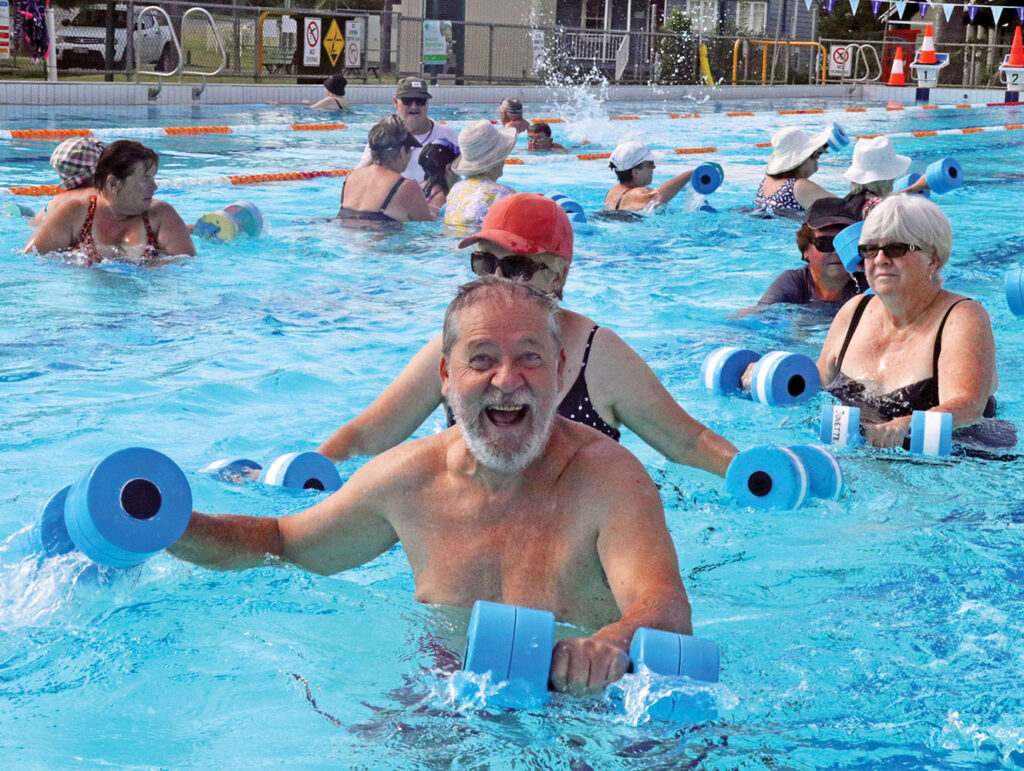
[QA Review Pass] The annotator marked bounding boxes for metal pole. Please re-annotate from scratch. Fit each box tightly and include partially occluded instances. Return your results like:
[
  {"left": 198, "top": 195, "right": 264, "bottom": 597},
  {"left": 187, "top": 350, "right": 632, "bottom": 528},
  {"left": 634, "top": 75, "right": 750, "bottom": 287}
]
[
  {"left": 488, "top": 24, "right": 493, "bottom": 83},
  {"left": 45, "top": 8, "right": 57, "bottom": 81}
]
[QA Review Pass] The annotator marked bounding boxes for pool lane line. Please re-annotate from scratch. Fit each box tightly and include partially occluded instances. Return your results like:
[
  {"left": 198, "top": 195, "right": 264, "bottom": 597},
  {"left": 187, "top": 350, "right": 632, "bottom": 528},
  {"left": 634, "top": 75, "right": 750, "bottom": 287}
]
[
  {"left": 3, "top": 99, "right": 1020, "bottom": 142},
  {"left": 3, "top": 122, "right": 1021, "bottom": 196}
]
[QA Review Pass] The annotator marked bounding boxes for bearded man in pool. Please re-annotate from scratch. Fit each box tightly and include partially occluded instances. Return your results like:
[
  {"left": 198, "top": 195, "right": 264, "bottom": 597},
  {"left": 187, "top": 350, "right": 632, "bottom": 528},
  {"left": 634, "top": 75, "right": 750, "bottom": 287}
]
[{"left": 170, "top": 278, "right": 691, "bottom": 694}]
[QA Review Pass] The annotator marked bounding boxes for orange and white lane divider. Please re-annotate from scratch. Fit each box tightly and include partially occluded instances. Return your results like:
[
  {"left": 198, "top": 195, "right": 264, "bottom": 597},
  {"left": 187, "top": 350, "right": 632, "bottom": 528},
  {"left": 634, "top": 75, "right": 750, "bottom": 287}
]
[
  {"left": 2, "top": 98, "right": 1022, "bottom": 142},
  {"left": 4, "top": 121, "right": 1021, "bottom": 196}
]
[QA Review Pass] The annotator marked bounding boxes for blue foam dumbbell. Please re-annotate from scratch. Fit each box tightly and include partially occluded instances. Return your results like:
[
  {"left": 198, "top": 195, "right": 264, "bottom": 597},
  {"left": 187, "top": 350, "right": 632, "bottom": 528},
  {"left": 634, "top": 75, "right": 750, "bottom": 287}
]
[
  {"left": 1005, "top": 267, "right": 1024, "bottom": 317},
  {"left": 2, "top": 200, "right": 35, "bottom": 218},
  {"left": 726, "top": 445, "right": 809, "bottom": 509},
  {"left": 893, "top": 172, "right": 931, "bottom": 198},
  {"left": 701, "top": 347, "right": 761, "bottom": 396},
  {"left": 461, "top": 601, "right": 720, "bottom": 722},
  {"left": 924, "top": 157, "right": 963, "bottom": 195},
  {"left": 690, "top": 162, "right": 724, "bottom": 195},
  {"left": 38, "top": 447, "right": 192, "bottom": 568},
  {"left": 820, "top": 404, "right": 953, "bottom": 457},
  {"left": 788, "top": 444, "right": 844, "bottom": 500},
  {"left": 547, "top": 192, "right": 596, "bottom": 234},
  {"left": 825, "top": 122, "right": 850, "bottom": 151},
  {"left": 749, "top": 351, "right": 821, "bottom": 406},
  {"left": 259, "top": 451, "right": 342, "bottom": 491},
  {"left": 834, "top": 221, "right": 865, "bottom": 273}
]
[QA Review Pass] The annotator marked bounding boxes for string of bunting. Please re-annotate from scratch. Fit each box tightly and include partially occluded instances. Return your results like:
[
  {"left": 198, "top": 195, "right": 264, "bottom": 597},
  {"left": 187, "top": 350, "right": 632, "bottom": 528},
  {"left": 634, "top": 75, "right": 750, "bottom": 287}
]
[{"left": 816, "top": 0, "right": 1024, "bottom": 26}]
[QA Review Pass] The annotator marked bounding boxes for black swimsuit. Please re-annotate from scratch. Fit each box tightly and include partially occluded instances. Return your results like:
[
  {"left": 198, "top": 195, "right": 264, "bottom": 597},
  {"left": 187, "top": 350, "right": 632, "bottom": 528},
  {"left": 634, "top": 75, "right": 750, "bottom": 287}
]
[
  {"left": 826, "top": 295, "right": 1014, "bottom": 450},
  {"left": 336, "top": 177, "right": 405, "bottom": 223},
  {"left": 445, "top": 325, "right": 621, "bottom": 441}
]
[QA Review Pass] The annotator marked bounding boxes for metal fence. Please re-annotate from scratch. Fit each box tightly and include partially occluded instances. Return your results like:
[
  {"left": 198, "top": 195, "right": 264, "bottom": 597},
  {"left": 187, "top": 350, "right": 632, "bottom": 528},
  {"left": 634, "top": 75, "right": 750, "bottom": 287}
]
[{"left": 0, "top": 2, "right": 1016, "bottom": 91}]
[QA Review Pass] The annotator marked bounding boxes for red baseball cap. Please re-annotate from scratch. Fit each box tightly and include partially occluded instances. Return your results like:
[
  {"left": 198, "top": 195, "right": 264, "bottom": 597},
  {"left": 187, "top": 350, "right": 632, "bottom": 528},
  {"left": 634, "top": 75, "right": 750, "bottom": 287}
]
[{"left": 458, "top": 193, "right": 573, "bottom": 261}]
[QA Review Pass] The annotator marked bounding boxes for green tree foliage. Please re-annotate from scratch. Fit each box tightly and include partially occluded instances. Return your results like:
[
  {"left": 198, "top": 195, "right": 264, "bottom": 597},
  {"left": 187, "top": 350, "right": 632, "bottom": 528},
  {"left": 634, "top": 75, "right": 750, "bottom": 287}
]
[
  {"left": 657, "top": 8, "right": 698, "bottom": 84},
  {"left": 817, "top": 0, "right": 886, "bottom": 40}
]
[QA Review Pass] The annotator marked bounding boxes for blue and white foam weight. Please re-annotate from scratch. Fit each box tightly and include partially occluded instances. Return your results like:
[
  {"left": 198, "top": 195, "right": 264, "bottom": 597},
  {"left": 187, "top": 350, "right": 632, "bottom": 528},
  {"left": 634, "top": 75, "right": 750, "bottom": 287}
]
[
  {"left": 222, "top": 202, "right": 263, "bottom": 236},
  {"left": 700, "top": 347, "right": 761, "bottom": 396},
  {"left": 924, "top": 157, "right": 963, "bottom": 195},
  {"left": 36, "top": 485, "right": 76, "bottom": 557},
  {"left": 819, "top": 404, "right": 863, "bottom": 447},
  {"left": 200, "top": 457, "right": 263, "bottom": 483},
  {"left": 726, "top": 445, "right": 808, "bottom": 510},
  {"left": 893, "top": 172, "right": 930, "bottom": 198},
  {"left": 629, "top": 627, "right": 720, "bottom": 722},
  {"left": 462, "top": 600, "right": 555, "bottom": 708},
  {"left": 908, "top": 410, "right": 953, "bottom": 456},
  {"left": 259, "top": 451, "right": 341, "bottom": 491},
  {"left": 749, "top": 351, "right": 820, "bottom": 406},
  {"left": 789, "top": 445, "right": 844, "bottom": 500},
  {"left": 63, "top": 447, "right": 192, "bottom": 568},
  {"left": 826, "top": 123, "right": 850, "bottom": 151},
  {"left": 690, "top": 163, "right": 724, "bottom": 195},
  {"left": 834, "top": 221, "right": 865, "bottom": 273},
  {"left": 1006, "top": 267, "right": 1024, "bottom": 317}
]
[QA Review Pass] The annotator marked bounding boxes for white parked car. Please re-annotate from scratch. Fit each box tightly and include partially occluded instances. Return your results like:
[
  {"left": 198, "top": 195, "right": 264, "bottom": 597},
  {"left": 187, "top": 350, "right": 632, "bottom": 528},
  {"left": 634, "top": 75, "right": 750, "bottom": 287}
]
[{"left": 56, "top": 4, "right": 175, "bottom": 70}]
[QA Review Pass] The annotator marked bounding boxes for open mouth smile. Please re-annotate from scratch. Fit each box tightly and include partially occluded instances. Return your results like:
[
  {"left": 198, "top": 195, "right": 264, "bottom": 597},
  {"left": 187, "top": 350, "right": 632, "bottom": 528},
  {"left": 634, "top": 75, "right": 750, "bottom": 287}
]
[{"left": 484, "top": 404, "right": 529, "bottom": 426}]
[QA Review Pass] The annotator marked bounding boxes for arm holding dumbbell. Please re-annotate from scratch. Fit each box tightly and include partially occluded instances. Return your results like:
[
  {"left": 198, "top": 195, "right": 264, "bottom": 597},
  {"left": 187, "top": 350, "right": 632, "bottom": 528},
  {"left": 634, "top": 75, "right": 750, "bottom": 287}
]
[
  {"left": 584, "top": 327, "right": 738, "bottom": 477},
  {"left": 550, "top": 449, "right": 691, "bottom": 695}
]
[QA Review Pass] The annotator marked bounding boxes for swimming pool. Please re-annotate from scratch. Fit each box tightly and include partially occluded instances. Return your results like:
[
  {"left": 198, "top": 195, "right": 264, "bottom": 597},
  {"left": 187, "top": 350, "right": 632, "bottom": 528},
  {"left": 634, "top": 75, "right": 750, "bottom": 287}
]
[{"left": 3, "top": 94, "right": 1024, "bottom": 768}]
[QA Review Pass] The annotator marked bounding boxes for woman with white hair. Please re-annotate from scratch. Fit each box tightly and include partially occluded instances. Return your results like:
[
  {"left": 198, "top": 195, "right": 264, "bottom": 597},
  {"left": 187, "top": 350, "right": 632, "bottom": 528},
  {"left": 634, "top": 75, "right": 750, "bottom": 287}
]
[
  {"left": 443, "top": 120, "right": 517, "bottom": 230},
  {"left": 753, "top": 126, "right": 835, "bottom": 217},
  {"left": 816, "top": 194, "right": 1010, "bottom": 449},
  {"left": 842, "top": 135, "right": 927, "bottom": 218}
]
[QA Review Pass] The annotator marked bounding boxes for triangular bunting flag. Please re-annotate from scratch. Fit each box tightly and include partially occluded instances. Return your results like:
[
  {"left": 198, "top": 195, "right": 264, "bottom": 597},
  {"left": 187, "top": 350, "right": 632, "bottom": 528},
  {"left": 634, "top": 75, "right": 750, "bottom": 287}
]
[
  {"left": 919, "top": 2, "right": 930, "bottom": 17},
  {"left": 991, "top": 5, "right": 1005, "bottom": 25},
  {"left": 825, "top": 0, "right": 838, "bottom": 13},
  {"left": 805, "top": 0, "right": 813, "bottom": 9},
  {"left": 893, "top": 0, "right": 908, "bottom": 17},
  {"left": 871, "top": 0, "right": 883, "bottom": 17},
  {"left": 850, "top": 0, "right": 861, "bottom": 13},
  {"left": 967, "top": 4, "right": 979, "bottom": 23},
  {"left": 1018, "top": 6, "right": 1024, "bottom": 23},
  {"left": 942, "top": 3, "right": 956, "bottom": 22}
]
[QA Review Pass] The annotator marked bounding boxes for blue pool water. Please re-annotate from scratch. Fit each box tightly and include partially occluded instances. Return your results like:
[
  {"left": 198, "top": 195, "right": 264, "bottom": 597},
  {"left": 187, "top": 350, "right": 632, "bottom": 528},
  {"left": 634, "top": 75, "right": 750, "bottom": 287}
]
[{"left": 2, "top": 95, "right": 1024, "bottom": 768}]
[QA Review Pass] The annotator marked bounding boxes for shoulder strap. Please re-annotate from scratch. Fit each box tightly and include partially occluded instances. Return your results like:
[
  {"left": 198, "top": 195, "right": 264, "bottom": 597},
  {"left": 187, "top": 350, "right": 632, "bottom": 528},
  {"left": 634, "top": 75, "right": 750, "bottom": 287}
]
[
  {"left": 579, "top": 326, "right": 599, "bottom": 371},
  {"left": 835, "top": 294, "right": 873, "bottom": 372},
  {"left": 932, "top": 298, "right": 971, "bottom": 375},
  {"left": 379, "top": 177, "right": 406, "bottom": 212},
  {"left": 614, "top": 190, "right": 629, "bottom": 210},
  {"left": 339, "top": 176, "right": 348, "bottom": 206},
  {"left": 140, "top": 210, "right": 157, "bottom": 245}
]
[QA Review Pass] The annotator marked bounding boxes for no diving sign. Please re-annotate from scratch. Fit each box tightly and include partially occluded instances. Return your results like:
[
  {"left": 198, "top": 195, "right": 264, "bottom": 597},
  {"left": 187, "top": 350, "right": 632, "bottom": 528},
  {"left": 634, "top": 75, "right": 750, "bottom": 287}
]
[
  {"left": 830, "top": 45, "right": 852, "bottom": 77},
  {"left": 304, "top": 17, "right": 322, "bottom": 67}
]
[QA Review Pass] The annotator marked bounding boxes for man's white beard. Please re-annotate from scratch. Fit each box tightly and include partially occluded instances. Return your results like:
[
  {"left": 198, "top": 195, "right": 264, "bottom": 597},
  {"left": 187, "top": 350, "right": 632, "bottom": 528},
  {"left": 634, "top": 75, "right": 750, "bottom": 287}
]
[{"left": 448, "top": 386, "right": 557, "bottom": 473}]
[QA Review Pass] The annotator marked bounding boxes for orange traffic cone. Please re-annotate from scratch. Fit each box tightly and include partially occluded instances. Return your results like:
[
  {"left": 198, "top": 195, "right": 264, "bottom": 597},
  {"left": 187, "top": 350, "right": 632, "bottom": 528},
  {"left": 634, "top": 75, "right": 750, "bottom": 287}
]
[
  {"left": 1009, "top": 26, "right": 1024, "bottom": 68},
  {"left": 918, "top": 24, "right": 938, "bottom": 65},
  {"left": 888, "top": 47, "right": 906, "bottom": 86}
]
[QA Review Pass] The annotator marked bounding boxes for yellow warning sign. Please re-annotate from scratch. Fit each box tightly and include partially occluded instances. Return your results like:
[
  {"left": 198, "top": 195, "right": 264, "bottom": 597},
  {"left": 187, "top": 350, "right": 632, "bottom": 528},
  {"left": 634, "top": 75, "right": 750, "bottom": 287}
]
[{"left": 323, "top": 20, "right": 344, "bottom": 67}]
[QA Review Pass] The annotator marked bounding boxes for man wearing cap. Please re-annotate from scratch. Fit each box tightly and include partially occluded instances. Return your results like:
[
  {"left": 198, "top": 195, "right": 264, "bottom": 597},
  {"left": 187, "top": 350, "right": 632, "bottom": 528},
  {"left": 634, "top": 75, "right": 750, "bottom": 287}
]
[
  {"left": 356, "top": 77, "right": 460, "bottom": 184},
  {"left": 172, "top": 276, "right": 693, "bottom": 695},
  {"left": 602, "top": 141, "right": 696, "bottom": 213},
  {"left": 498, "top": 97, "right": 529, "bottom": 133},
  {"left": 318, "top": 192, "right": 739, "bottom": 478},
  {"left": 756, "top": 197, "right": 867, "bottom": 310}
]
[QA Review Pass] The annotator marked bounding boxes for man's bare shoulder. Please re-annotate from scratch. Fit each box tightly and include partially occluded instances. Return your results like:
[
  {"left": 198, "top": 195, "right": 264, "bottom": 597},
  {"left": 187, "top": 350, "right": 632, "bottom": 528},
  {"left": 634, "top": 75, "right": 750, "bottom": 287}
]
[
  {"left": 550, "top": 418, "right": 658, "bottom": 494},
  {"left": 353, "top": 428, "right": 452, "bottom": 492}
]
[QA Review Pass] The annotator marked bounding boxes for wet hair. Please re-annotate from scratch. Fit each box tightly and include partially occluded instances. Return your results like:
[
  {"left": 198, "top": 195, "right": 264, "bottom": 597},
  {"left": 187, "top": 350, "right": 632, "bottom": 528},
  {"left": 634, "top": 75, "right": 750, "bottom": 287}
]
[
  {"left": 861, "top": 193, "right": 952, "bottom": 269},
  {"left": 614, "top": 168, "right": 634, "bottom": 184},
  {"left": 93, "top": 140, "right": 158, "bottom": 191},
  {"left": 442, "top": 276, "right": 561, "bottom": 357},
  {"left": 419, "top": 141, "right": 459, "bottom": 195},
  {"left": 368, "top": 114, "right": 421, "bottom": 164},
  {"left": 849, "top": 179, "right": 894, "bottom": 197},
  {"left": 529, "top": 122, "right": 552, "bottom": 138}
]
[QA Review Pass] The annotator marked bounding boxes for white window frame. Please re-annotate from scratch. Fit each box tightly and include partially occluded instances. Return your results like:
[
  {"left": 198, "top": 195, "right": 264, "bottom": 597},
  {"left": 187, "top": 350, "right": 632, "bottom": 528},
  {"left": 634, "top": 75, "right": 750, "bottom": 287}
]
[
  {"left": 736, "top": 0, "right": 768, "bottom": 36},
  {"left": 685, "top": 0, "right": 718, "bottom": 36}
]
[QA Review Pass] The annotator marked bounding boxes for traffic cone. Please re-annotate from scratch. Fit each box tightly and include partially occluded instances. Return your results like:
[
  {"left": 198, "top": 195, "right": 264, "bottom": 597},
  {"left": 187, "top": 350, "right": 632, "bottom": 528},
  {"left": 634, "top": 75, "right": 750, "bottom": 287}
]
[
  {"left": 1009, "top": 26, "right": 1024, "bottom": 68},
  {"left": 918, "top": 24, "right": 938, "bottom": 65},
  {"left": 888, "top": 47, "right": 906, "bottom": 86}
]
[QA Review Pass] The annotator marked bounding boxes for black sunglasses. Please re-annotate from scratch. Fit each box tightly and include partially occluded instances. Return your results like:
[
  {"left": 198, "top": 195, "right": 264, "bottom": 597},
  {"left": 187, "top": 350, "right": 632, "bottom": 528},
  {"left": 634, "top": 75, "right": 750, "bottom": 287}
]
[
  {"left": 857, "top": 242, "right": 920, "bottom": 259},
  {"left": 471, "top": 251, "right": 548, "bottom": 280},
  {"left": 810, "top": 235, "right": 836, "bottom": 253},
  {"left": 400, "top": 97, "right": 428, "bottom": 106}
]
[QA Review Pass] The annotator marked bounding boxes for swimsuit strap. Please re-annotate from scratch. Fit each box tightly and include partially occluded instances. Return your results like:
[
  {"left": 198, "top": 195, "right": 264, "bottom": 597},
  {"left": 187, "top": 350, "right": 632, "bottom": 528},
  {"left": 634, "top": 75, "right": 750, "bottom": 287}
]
[
  {"left": 614, "top": 190, "right": 629, "bottom": 210},
  {"left": 339, "top": 176, "right": 348, "bottom": 207},
  {"left": 932, "top": 297, "right": 972, "bottom": 381},
  {"left": 74, "top": 195, "right": 99, "bottom": 250},
  {"left": 334, "top": 97, "right": 344, "bottom": 109},
  {"left": 580, "top": 325, "right": 599, "bottom": 370},
  {"left": 834, "top": 294, "right": 873, "bottom": 372},
  {"left": 140, "top": 210, "right": 157, "bottom": 246},
  {"left": 379, "top": 177, "right": 406, "bottom": 213}
]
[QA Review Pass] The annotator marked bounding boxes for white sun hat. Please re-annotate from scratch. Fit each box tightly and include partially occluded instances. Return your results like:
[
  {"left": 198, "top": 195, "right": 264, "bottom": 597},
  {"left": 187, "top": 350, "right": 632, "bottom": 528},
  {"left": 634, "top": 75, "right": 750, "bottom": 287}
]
[
  {"left": 842, "top": 135, "right": 912, "bottom": 184},
  {"left": 609, "top": 141, "right": 664, "bottom": 172},
  {"left": 764, "top": 126, "right": 830, "bottom": 175},
  {"left": 451, "top": 120, "right": 518, "bottom": 176}
]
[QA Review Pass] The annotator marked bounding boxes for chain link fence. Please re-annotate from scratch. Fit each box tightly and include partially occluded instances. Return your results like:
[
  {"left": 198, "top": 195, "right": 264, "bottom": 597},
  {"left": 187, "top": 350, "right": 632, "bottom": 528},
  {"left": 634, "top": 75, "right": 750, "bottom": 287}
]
[{"left": 0, "top": 2, "right": 1016, "bottom": 91}]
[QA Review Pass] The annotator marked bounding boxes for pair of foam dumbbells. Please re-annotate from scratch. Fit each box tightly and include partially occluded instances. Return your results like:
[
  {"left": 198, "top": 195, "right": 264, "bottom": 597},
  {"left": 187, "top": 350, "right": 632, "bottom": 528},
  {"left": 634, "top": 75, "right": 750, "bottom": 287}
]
[
  {"left": 702, "top": 346, "right": 820, "bottom": 407},
  {"left": 459, "top": 601, "right": 720, "bottom": 723},
  {"left": 193, "top": 201, "right": 263, "bottom": 243},
  {"left": 201, "top": 451, "right": 341, "bottom": 491},
  {"left": 820, "top": 404, "right": 953, "bottom": 457}
]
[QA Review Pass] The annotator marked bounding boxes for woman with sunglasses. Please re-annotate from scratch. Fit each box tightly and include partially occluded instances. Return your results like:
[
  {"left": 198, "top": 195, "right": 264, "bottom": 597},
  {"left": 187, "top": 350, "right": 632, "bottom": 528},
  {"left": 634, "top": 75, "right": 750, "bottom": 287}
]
[
  {"left": 757, "top": 197, "right": 867, "bottom": 311},
  {"left": 817, "top": 194, "right": 1010, "bottom": 449},
  {"left": 337, "top": 115, "right": 433, "bottom": 225},
  {"left": 317, "top": 193, "right": 738, "bottom": 476},
  {"left": 753, "top": 127, "right": 835, "bottom": 218}
]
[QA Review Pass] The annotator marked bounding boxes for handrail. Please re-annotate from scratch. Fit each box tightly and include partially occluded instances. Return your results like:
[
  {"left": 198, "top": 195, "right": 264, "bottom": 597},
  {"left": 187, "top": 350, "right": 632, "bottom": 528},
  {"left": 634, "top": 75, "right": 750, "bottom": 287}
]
[
  {"left": 850, "top": 44, "right": 882, "bottom": 82},
  {"left": 731, "top": 39, "right": 827, "bottom": 85},
  {"left": 135, "top": 6, "right": 183, "bottom": 79},
  {"left": 180, "top": 8, "right": 226, "bottom": 78}
]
